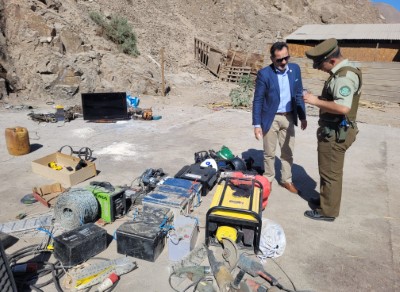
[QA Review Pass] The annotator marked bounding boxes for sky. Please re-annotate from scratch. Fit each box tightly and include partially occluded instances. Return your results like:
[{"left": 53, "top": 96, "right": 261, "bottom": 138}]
[{"left": 370, "top": 0, "right": 400, "bottom": 11}]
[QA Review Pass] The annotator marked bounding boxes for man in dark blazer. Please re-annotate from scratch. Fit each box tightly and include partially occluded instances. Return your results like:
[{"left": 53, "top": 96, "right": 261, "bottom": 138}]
[{"left": 252, "top": 42, "right": 307, "bottom": 193}]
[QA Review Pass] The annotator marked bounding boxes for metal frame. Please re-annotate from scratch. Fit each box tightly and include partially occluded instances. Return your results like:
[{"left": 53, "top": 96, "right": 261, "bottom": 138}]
[{"left": 205, "top": 176, "right": 263, "bottom": 254}]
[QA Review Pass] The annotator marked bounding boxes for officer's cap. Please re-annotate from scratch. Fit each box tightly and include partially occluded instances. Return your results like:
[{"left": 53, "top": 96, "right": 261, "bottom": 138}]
[{"left": 305, "top": 38, "right": 338, "bottom": 69}]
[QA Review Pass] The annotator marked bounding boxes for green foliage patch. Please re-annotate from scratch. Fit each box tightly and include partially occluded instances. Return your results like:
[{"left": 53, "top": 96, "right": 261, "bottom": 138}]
[
  {"left": 89, "top": 11, "right": 139, "bottom": 57},
  {"left": 229, "top": 74, "right": 255, "bottom": 108}
]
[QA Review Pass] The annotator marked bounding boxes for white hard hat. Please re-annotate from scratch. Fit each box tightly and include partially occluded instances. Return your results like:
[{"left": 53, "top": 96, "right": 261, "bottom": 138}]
[{"left": 200, "top": 158, "right": 218, "bottom": 171}]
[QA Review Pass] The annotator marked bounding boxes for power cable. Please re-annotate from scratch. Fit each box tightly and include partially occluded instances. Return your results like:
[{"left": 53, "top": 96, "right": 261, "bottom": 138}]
[{"left": 268, "top": 258, "right": 315, "bottom": 292}]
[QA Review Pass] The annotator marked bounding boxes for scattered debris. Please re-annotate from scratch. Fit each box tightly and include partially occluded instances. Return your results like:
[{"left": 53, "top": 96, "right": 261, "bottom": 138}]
[
  {"left": 64, "top": 257, "right": 137, "bottom": 291},
  {"left": 195, "top": 37, "right": 262, "bottom": 83},
  {"left": 359, "top": 100, "right": 385, "bottom": 110},
  {"left": 0, "top": 214, "right": 53, "bottom": 233},
  {"left": 33, "top": 183, "right": 66, "bottom": 208}
]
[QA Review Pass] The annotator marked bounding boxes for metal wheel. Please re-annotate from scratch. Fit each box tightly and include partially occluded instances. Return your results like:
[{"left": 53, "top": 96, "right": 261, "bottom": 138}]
[{"left": 221, "top": 237, "right": 239, "bottom": 271}]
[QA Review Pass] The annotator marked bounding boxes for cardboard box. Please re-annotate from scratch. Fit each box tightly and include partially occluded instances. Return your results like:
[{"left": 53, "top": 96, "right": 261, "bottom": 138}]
[
  {"left": 32, "top": 183, "right": 66, "bottom": 207},
  {"left": 32, "top": 152, "right": 97, "bottom": 187}
]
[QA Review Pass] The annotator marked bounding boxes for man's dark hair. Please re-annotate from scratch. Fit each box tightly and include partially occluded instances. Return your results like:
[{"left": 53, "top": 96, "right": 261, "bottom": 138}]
[
  {"left": 270, "top": 42, "right": 289, "bottom": 57},
  {"left": 328, "top": 47, "right": 342, "bottom": 60}
]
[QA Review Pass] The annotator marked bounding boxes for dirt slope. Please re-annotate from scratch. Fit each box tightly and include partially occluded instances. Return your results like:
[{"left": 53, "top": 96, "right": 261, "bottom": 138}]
[
  {"left": 0, "top": 0, "right": 382, "bottom": 102},
  {"left": 373, "top": 2, "right": 400, "bottom": 23}
]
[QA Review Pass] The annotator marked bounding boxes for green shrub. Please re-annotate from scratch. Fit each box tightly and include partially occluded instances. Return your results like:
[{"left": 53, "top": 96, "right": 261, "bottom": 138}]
[
  {"left": 229, "top": 74, "right": 255, "bottom": 108},
  {"left": 89, "top": 11, "right": 105, "bottom": 27},
  {"left": 89, "top": 12, "right": 140, "bottom": 57}
]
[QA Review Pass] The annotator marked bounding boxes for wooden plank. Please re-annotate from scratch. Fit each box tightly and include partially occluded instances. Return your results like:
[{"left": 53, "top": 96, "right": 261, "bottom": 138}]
[
  {"left": 219, "top": 66, "right": 251, "bottom": 83},
  {"left": 208, "top": 50, "right": 222, "bottom": 76},
  {"left": 229, "top": 51, "right": 236, "bottom": 66},
  {"left": 244, "top": 53, "right": 249, "bottom": 67},
  {"left": 288, "top": 44, "right": 399, "bottom": 62},
  {"left": 226, "top": 49, "right": 264, "bottom": 74},
  {"left": 361, "top": 65, "right": 400, "bottom": 71},
  {"left": 354, "top": 62, "right": 400, "bottom": 70},
  {"left": 293, "top": 58, "right": 400, "bottom": 70},
  {"left": 341, "top": 47, "right": 398, "bottom": 62},
  {"left": 160, "top": 48, "right": 165, "bottom": 96}
]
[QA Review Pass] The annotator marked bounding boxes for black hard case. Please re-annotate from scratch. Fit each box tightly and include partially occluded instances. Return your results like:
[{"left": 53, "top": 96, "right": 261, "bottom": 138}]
[
  {"left": 174, "top": 163, "right": 218, "bottom": 196},
  {"left": 53, "top": 223, "right": 107, "bottom": 266}
]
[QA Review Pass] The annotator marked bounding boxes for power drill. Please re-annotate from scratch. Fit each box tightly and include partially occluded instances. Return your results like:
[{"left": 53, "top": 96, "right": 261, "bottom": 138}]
[
  {"left": 174, "top": 265, "right": 211, "bottom": 280},
  {"left": 141, "top": 168, "right": 165, "bottom": 190},
  {"left": 232, "top": 254, "right": 281, "bottom": 290}
]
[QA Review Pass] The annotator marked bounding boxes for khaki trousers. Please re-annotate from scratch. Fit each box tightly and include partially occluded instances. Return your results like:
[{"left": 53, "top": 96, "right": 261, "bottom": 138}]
[
  {"left": 317, "top": 125, "right": 358, "bottom": 217},
  {"left": 263, "top": 114, "right": 295, "bottom": 184}
]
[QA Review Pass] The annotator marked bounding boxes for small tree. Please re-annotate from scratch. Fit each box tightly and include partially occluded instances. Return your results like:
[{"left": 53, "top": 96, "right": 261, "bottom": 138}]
[{"left": 229, "top": 74, "right": 255, "bottom": 108}]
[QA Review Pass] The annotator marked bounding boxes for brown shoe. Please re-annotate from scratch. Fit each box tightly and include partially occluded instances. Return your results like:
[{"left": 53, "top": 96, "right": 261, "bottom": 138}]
[{"left": 281, "top": 182, "right": 298, "bottom": 194}]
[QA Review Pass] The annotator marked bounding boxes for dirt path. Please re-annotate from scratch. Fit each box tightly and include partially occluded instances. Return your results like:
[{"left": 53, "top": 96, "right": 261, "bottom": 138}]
[{"left": 0, "top": 76, "right": 399, "bottom": 292}]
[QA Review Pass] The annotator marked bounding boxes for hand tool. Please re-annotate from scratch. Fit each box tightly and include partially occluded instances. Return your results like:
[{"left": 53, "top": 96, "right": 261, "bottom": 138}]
[
  {"left": 207, "top": 248, "right": 234, "bottom": 292},
  {"left": 232, "top": 253, "right": 280, "bottom": 290}
]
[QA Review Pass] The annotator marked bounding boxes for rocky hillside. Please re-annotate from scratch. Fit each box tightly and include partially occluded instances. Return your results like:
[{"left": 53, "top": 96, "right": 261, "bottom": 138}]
[
  {"left": 0, "top": 0, "right": 383, "bottom": 102},
  {"left": 373, "top": 2, "right": 400, "bottom": 23}
]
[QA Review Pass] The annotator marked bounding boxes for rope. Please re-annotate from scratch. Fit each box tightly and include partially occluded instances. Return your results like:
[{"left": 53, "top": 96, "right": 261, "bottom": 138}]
[{"left": 54, "top": 188, "right": 98, "bottom": 230}]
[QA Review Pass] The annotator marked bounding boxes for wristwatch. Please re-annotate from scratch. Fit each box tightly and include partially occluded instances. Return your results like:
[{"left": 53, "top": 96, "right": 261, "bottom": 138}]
[{"left": 257, "top": 285, "right": 268, "bottom": 292}]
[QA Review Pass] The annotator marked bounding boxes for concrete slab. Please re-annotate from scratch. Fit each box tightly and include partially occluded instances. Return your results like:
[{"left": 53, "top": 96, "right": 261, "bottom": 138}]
[{"left": 0, "top": 97, "right": 398, "bottom": 292}]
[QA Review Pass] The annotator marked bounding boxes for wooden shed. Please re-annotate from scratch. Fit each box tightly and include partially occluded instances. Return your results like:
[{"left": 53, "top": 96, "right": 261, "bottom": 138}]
[
  {"left": 285, "top": 24, "right": 400, "bottom": 62},
  {"left": 285, "top": 24, "right": 400, "bottom": 103}
]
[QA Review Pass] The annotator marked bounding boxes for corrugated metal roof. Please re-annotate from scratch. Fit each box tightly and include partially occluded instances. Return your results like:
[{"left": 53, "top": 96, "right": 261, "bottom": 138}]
[{"left": 285, "top": 24, "right": 400, "bottom": 41}]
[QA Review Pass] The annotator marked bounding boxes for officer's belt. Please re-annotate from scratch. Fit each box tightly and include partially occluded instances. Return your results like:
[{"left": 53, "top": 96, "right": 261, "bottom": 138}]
[
  {"left": 318, "top": 119, "right": 356, "bottom": 129},
  {"left": 318, "top": 119, "right": 339, "bottom": 129}
]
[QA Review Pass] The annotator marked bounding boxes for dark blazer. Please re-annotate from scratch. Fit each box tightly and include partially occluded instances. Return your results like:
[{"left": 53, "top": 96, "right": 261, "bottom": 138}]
[{"left": 252, "top": 63, "right": 306, "bottom": 133}]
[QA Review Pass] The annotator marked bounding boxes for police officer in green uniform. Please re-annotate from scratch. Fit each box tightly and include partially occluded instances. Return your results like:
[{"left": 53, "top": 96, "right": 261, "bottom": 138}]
[{"left": 303, "top": 38, "right": 362, "bottom": 221}]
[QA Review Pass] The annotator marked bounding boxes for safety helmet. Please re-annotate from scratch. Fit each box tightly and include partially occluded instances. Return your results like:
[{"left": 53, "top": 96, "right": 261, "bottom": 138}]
[
  {"left": 200, "top": 158, "right": 218, "bottom": 171},
  {"left": 216, "top": 146, "right": 234, "bottom": 160},
  {"left": 229, "top": 157, "right": 247, "bottom": 171}
]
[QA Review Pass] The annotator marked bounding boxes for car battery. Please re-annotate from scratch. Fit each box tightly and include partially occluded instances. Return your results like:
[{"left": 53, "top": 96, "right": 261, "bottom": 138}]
[
  {"left": 54, "top": 223, "right": 107, "bottom": 266},
  {"left": 142, "top": 177, "right": 201, "bottom": 217},
  {"left": 116, "top": 205, "right": 173, "bottom": 262},
  {"left": 175, "top": 163, "right": 218, "bottom": 196},
  {"left": 87, "top": 185, "right": 126, "bottom": 223},
  {"left": 168, "top": 215, "right": 199, "bottom": 262},
  {"left": 141, "top": 204, "right": 175, "bottom": 224}
]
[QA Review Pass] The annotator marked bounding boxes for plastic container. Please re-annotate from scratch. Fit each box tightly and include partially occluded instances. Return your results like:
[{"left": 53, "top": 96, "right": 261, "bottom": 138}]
[
  {"left": 126, "top": 95, "right": 140, "bottom": 108},
  {"left": 168, "top": 215, "right": 199, "bottom": 262},
  {"left": 5, "top": 127, "right": 30, "bottom": 156},
  {"left": 55, "top": 105, "right": 65, "bottom": 122}
]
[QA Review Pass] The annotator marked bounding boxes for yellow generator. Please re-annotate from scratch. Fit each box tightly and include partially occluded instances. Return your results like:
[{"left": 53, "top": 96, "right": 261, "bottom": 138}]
[{"left": 205, "top": 176, "right": 263, "bottom": 254}]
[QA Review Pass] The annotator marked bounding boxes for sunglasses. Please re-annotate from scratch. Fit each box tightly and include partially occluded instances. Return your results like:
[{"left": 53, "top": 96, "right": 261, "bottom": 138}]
[{"left": 275, "top": 55, "right": 290, "bottom": 63}]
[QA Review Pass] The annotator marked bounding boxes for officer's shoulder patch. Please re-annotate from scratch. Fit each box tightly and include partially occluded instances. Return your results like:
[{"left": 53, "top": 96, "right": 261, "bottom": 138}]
[{"left": 339, "top": 86, "right": 351, "bottom": 96}]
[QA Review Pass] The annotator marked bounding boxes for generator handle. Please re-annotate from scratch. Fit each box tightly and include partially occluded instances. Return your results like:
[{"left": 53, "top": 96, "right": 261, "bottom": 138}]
[{"left": 219, "top": 176, "right": 264, "bottom": 212}]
